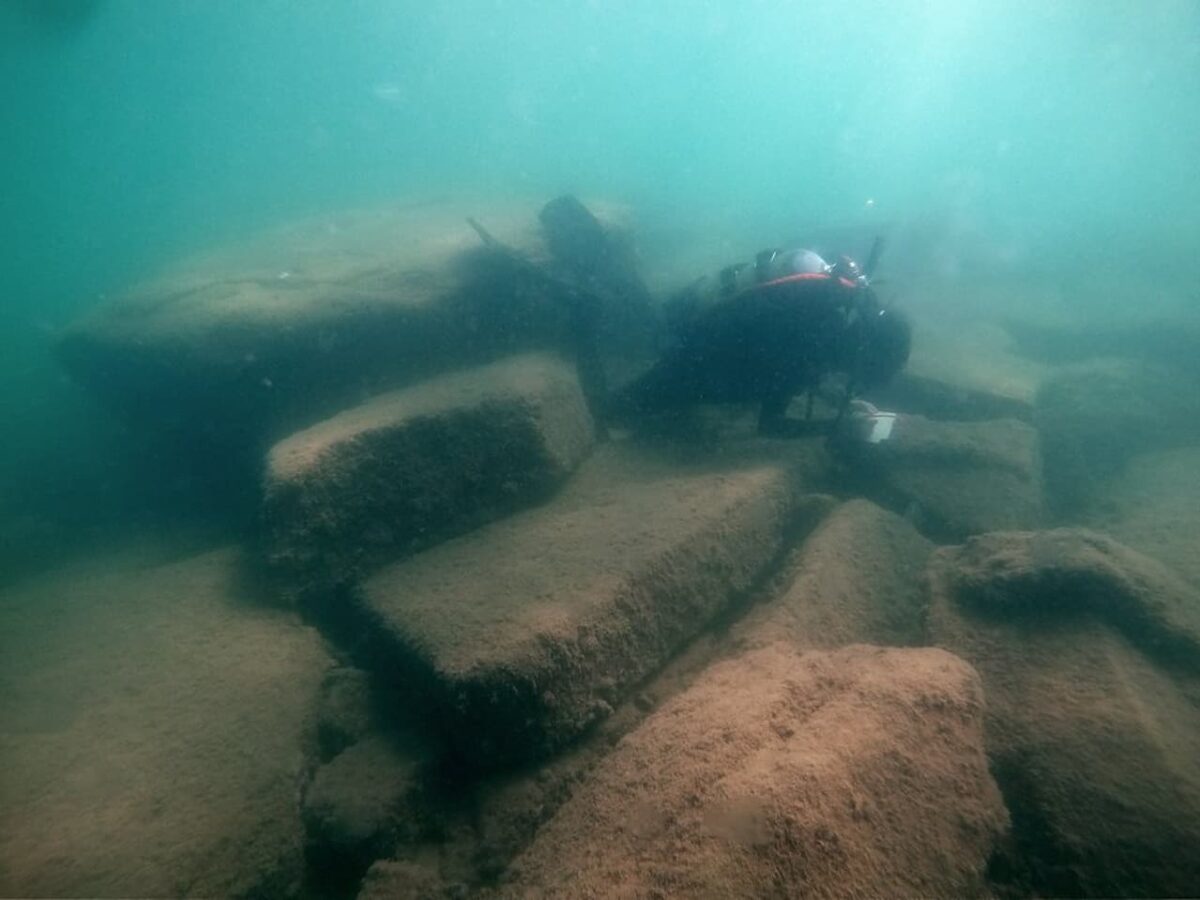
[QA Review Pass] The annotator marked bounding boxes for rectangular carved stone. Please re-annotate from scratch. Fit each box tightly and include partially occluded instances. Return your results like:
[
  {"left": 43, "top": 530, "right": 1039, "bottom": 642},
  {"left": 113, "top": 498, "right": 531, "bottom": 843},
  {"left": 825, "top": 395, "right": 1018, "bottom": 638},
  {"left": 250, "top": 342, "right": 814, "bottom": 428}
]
[
  {"left": 493, "top": 644, "right": 1007, "bottom": 899},
  {"left": 261, "top": 353, "right": 594, "bottom": 595},
  {"left": 354, "top": 445, "right": 826, "bottom": 768}
]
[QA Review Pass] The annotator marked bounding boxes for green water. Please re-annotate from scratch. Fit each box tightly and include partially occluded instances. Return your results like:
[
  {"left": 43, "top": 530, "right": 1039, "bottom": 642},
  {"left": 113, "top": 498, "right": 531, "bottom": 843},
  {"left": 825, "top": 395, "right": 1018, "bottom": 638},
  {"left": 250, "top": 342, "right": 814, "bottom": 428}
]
[
  {"left": 3, "top": 4, "right": 1200, "bottom": 897},
  {"left": 3, "top": 0, "right": 1198, "bottom": 572}
]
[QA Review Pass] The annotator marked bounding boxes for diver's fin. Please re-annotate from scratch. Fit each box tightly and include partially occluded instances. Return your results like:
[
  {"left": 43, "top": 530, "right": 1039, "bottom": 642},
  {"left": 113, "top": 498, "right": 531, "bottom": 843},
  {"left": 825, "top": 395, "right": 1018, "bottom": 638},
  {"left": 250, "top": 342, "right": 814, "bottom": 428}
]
[{"left": 865, "top": 235, "right": 886, "bottom": 277}]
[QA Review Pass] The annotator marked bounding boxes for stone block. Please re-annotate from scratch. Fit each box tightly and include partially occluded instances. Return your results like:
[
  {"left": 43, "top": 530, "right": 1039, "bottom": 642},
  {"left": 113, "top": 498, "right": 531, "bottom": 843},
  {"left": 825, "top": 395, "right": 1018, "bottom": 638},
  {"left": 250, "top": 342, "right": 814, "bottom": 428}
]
[
  {"left": 734, "top": 498, "right": 932, "bottom": 652},
  {"left": 261, "top": 353, "right": 594, "bottom": 594},
  {"left": 354, "top": 444, "right": 827, "bottom": 768},
  {"left": 0, "top": 547, "right": 332, "bottom": 899},
  {"left": 492, "top": 644, "right": 1007, "bottom": 898}
]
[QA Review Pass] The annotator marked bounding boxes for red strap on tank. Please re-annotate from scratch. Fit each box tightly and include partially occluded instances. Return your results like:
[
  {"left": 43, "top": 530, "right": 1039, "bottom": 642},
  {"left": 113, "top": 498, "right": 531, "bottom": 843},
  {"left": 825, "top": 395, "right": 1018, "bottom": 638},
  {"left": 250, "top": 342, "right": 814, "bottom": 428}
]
[
  {"left": 753, "top": 272, "right": 859, "bottom": 291},
  {"left": 757, "top": 272, "right": 832, "bottom": 289}
]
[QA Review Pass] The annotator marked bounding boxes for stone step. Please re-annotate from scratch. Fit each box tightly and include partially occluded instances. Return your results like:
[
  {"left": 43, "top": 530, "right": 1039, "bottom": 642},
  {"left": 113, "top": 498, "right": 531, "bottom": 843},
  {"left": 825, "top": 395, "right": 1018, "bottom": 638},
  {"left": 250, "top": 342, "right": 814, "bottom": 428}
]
[
  {"left": 490, "top": 643, "right": 1007, "bottom": 898},
  {"left": 932, "top": 527, "right": 1200, "bottom": 672},
  {"left": 261, "top": 352, "right": 595, "bottom": 597},
  {"left": 353, "top": 442, "right": 830, "bottom": 769}
]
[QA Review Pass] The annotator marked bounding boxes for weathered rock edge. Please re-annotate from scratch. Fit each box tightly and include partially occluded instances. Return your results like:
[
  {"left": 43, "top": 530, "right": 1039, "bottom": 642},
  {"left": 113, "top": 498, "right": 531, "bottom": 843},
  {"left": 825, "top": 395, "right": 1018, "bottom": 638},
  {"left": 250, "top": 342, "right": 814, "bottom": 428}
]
[
  {"left": 937, "top": 527, "right": 1200, "bottom": 672},
  {"left": 492, "top": 643, "right": 1009, "bottom": 899},
  {"left": 351, "top": 449, "right": 831, "bottom": 769},
  {"left": 261, "top": 353, "right": 594, "bottom": 595}
]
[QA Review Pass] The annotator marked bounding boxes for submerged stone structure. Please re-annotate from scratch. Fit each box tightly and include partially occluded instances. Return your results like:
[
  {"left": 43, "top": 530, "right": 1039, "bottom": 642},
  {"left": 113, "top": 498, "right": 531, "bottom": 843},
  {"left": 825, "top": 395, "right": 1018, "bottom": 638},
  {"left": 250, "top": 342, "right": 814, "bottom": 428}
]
[
  {"left": 493, "top": 643, "right": 1007, "bottom": 899},
  {"left": 353, "top": 444, "right": 830, "bottom": 768},
  {"left": 928, "top": 529, "right": 1200, "bottom": 897},
  {"left": 261, "top": 353, "right": 595, "bottom": 595},
  {"left": 56, "top": 198, "right": 652, "bottom": 486},
  {"left": 36, "top": 195, "right": 1200, "bottom": 900}
]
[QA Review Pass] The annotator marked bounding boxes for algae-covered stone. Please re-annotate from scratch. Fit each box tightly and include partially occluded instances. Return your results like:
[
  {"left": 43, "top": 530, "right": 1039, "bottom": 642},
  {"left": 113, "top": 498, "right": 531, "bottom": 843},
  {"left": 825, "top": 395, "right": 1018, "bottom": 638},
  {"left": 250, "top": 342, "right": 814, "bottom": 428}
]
[
  {"left": 493, "top": 644, "right": 1007, "bottom": 899},
  {"left": 1036, "top": 361, "right": 1200, "bottom": 513},
  {"left": 354, "top": 444, "right": 827, "bottom": 769},
  {"left": 1086, "top": 447, "right": 1200, "bottom": 589},
  {"left": 261, "top": 353, "right": 594, "bottom": 594}
]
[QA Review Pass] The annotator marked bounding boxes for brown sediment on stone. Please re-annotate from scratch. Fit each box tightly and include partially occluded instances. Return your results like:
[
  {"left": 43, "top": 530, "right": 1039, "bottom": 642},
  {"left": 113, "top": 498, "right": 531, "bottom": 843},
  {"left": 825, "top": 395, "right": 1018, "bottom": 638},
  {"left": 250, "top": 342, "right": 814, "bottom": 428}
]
[
  {"left": 733, "top": 498, "right": 932, "bottom": 653},
  {"left": 0, "top": 546, "right": 333, "bottom": 899},
  {"left": 927, "top": 538, "right": 1200, "bottom": 897},
  {"left": 302, "top": 736, "right": 424, "bottom": 883},
  {"left": 490, "top": 643, "right": 1008, "bottom": 899},
  {"left": 260, "top": 353, "right": 594, "bottom": 594},
  {"left": 935, "top": 527, "right": 1200, "bottom": 670},
  {"left": 353, "top": 443, "right": 830, "bottom": 769}
]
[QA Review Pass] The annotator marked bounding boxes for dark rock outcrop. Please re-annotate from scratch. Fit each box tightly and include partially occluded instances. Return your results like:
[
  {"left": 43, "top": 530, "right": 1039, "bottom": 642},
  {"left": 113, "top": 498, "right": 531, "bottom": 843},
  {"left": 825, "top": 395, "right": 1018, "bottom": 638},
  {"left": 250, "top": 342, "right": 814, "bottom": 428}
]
[{"left": 57, "top": 199, "right": 648, "bottom": 493}]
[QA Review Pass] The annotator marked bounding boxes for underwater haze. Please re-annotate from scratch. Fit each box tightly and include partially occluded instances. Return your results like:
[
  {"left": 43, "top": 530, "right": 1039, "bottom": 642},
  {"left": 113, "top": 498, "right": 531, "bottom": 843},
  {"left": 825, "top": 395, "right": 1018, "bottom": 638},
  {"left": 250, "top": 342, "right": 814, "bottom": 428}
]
[
  {"left": 4, "top": 2, "right": 1200, "bottom": 898},
  {"left": 5, "top": 0, "right": 1200, "bottom": 301},
  {"left": 4, "top": 0, "right": 1199, "bottom": 559}
]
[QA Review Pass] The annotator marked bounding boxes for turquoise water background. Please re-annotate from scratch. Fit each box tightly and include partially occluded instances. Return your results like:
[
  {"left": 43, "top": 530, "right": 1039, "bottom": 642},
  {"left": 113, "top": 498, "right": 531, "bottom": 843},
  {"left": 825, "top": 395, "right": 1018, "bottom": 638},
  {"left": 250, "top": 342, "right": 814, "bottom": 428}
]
[{"left": 2, "top": 0, "right": 1198, "bottom": 570}]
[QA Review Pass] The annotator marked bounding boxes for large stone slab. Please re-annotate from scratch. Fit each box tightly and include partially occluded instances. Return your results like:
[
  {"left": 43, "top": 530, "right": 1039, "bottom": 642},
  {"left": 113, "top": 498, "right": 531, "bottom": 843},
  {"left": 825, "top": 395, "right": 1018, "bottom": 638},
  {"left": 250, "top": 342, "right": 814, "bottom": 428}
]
[
  {"left": 0, "top": 545, "right": 333, "bottom": 899},
  {"left": 56, "top": 198, "right": 640, "bottom": 456},
  {"left": 927, "top": 531, "right": 1200, "bottom": 897},
  {"left": 733, "top": 498, "right": 933, "bottom": 653},
  {"left": 354, "top": 444, "right": 828, "bottom": 768},
  {"left": 842, "top": 414, "right": 1044, "bottom": 539},
  {"left": 492, "top": 644, "right": 1008, "bottom": 899},
  {"left": 261, "top": 353, "right": 594, "bottom": 594}
]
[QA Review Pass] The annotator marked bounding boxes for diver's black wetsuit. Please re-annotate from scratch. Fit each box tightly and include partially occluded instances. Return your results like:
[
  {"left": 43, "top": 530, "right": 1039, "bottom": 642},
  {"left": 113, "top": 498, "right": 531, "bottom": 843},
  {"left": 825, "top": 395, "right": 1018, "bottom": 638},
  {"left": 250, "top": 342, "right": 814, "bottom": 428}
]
[{"left": 611, "top": 258, "right": 910, "bottom": 435}]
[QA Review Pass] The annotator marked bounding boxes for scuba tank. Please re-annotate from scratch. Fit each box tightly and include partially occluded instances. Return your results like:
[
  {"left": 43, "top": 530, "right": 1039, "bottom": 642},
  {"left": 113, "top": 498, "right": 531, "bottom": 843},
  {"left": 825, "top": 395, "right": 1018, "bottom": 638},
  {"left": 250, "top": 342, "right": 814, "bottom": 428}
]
[
  {"left": 665, "top": 248, "right": 836, "bottom": 338},
  {"left": 718, "top": 248, "right": 832, "bottom": 295}
]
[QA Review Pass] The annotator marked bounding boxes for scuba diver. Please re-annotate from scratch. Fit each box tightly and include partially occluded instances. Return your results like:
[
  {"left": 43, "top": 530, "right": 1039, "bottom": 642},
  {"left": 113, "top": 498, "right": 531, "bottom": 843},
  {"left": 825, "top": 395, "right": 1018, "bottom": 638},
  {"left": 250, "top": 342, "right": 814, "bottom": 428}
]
[{"left": 610, "top": 243, "right": 911, "bottom": 438}]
